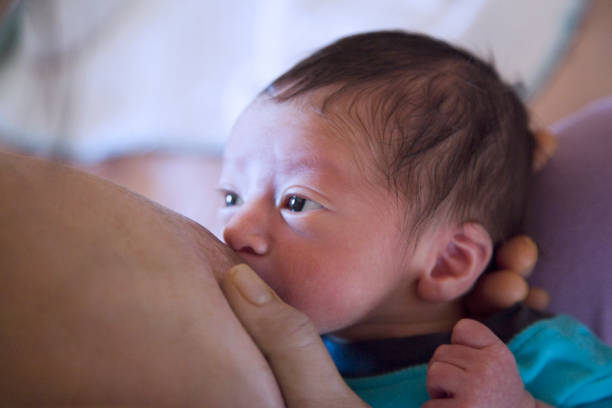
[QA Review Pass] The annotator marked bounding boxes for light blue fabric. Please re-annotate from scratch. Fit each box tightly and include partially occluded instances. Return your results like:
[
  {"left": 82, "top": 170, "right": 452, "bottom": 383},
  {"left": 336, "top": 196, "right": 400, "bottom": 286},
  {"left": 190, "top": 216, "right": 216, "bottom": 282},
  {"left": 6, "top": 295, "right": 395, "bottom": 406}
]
[{"left": 345, "top": 316, "right": 612, "bottom": 407}]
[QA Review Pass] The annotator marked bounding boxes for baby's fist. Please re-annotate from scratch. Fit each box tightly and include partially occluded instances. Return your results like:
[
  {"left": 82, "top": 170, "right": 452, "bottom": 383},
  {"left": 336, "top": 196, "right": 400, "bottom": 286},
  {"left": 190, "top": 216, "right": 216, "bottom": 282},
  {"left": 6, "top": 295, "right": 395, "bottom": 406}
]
[{"left": 425, "top": 319, "right": 536, "bottom": 408}]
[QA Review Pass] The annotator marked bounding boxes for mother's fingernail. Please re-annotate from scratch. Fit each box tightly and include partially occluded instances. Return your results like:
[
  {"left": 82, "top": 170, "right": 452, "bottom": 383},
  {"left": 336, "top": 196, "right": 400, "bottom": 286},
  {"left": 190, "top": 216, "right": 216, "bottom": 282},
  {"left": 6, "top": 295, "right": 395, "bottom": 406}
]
[{"left": 231, "top": 264, "right": 273, "bottom": 305}]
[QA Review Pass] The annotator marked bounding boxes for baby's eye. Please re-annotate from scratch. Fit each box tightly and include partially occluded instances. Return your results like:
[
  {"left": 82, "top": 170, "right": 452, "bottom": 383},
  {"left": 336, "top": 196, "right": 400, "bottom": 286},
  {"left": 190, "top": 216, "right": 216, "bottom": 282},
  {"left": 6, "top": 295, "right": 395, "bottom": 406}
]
[
  {"left": 285, "top": 195, "right": 322, "bottom": 212},
  {"left": 224, "top": 192, "right": 243, "bottom": 207}
]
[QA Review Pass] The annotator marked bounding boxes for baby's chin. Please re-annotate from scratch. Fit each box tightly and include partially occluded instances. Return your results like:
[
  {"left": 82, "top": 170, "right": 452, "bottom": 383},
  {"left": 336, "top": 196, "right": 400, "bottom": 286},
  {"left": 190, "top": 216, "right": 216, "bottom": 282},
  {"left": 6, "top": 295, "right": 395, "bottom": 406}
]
[{"left": 283, "top": 297, "right": 364, "bottom": 336}]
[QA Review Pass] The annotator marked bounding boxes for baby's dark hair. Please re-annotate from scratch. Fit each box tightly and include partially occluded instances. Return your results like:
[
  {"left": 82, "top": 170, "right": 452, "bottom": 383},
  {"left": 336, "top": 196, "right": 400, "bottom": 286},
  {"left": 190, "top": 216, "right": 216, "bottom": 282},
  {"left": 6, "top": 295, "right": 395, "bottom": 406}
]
[{"left": 262, "top": 31, "right": 535, "bottom": 245}]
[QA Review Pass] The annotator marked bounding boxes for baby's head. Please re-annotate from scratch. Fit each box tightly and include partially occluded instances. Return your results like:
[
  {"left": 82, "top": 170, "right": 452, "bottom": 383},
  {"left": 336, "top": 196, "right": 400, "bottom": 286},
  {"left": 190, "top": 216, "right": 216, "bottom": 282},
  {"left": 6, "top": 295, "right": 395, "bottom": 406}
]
[{"left": 219, "top": 31, "right": 534, "bottom": 339}]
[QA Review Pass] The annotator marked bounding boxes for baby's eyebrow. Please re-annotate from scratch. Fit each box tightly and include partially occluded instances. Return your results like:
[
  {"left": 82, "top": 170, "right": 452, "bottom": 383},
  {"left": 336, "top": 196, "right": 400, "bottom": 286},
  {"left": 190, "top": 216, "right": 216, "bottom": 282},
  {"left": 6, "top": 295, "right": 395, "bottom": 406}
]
[{"left": 278, "top": 156, "right": 338, "bottom": 175}]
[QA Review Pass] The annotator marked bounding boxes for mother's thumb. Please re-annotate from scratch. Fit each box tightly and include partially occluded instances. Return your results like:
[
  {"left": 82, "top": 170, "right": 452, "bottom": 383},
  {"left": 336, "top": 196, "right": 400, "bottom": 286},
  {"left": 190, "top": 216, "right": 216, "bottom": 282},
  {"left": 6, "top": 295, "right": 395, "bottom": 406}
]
[{"left": 221, "top": 264, "right": 367, "bottom": 408}]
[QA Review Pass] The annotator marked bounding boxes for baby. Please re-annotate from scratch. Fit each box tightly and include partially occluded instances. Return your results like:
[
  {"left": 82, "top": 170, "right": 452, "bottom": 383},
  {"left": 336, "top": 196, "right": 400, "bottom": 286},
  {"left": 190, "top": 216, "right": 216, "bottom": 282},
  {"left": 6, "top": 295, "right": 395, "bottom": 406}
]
[{"left": 218, "top": 31, "right": 612, "bottom": 407}]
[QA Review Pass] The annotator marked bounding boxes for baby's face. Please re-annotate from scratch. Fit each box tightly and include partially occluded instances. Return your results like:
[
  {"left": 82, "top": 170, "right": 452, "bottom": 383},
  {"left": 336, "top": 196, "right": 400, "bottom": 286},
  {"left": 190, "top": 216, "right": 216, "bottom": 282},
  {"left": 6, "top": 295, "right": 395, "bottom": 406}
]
[{"left": 219, "top": 99, "right": 423, "bottom": 335}]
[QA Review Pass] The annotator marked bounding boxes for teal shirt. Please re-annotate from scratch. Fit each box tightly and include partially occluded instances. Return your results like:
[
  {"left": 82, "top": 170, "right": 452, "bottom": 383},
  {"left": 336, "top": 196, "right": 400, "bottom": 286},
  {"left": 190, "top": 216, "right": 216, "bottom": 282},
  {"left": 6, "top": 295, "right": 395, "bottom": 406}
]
[{"left": 326, "top": 311, "right": 612, "bottom": 407}]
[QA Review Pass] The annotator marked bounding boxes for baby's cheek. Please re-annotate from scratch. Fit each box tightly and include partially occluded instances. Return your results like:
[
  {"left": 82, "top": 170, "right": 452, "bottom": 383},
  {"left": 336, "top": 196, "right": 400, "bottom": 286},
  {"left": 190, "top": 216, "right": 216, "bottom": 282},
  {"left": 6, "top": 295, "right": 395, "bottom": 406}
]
[{"left": 277, "top": 258, "right": 375, "bottom": 334}]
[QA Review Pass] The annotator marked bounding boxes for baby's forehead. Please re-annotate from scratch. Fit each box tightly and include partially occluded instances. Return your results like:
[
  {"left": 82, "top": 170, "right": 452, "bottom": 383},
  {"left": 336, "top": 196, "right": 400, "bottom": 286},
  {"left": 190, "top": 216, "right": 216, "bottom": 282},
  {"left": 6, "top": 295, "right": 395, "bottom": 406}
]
[
  {"left": 245, "top": 91, "right": 380, "bottom": 148},
  {"left": 227, "top": 95, "right": 389, "bottom": 184},
  {"left": 280, "top": 88, "right": 383, "bottom": 145}
]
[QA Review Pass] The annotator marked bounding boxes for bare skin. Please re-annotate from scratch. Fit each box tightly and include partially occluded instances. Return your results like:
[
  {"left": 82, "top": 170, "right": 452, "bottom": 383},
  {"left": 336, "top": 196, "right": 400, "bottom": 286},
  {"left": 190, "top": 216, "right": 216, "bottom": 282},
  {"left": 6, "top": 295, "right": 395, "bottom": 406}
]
[
  {"left": 426, "top": 320, "right": 552, "bottom": 407},
  {"left": 0, "top": 151, "right": 283, "bottom": 406},
  {"left": 0, "top": 150, "right": 543, "bottom": 406}
]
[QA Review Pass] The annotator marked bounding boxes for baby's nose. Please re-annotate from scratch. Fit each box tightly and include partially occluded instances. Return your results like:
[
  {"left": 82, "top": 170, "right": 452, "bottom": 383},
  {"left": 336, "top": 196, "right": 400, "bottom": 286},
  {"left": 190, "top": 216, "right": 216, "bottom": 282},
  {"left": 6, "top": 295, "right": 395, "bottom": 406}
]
[{"left": 223, "top": 209, "right": 270, "bottom": 256}]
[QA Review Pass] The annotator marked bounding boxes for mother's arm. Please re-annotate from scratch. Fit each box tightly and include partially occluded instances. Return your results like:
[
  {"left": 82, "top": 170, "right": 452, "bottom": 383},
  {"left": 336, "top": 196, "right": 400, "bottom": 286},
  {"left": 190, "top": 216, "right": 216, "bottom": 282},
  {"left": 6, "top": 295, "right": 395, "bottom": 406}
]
[{"left": 0, "top": 151, "right": 283, "bottom": 406}]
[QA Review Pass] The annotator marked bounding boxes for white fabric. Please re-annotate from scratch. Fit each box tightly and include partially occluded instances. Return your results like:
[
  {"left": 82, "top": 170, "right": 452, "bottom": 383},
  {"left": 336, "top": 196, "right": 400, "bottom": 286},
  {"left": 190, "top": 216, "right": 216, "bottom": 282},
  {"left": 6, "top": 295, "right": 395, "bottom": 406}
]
[{"left": 0, "top": 0, "right": 584, "bottom": 161}]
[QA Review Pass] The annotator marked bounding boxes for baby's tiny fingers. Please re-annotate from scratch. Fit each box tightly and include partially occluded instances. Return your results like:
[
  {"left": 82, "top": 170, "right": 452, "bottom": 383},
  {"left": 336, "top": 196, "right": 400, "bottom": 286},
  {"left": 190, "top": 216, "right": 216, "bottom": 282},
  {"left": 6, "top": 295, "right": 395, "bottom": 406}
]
[
  {"left": 430, "top": 344, "right": 482, "bottom": 370},
  {"left": 422, "top": 399, "right": 462, "bottom": 408},
  {"left": 451, "top": 319, "right": 501, "bottom": 349},
  {"left": 426, "top": 360, "right": 465, "bottom": 399}
]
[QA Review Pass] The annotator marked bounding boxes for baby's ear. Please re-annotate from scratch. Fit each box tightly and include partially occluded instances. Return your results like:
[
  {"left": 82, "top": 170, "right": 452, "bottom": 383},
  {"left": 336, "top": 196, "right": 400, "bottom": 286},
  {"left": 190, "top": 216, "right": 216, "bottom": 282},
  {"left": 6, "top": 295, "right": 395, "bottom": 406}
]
[{"left": 417, "top": 223, "right": 492, "bottom": 302}]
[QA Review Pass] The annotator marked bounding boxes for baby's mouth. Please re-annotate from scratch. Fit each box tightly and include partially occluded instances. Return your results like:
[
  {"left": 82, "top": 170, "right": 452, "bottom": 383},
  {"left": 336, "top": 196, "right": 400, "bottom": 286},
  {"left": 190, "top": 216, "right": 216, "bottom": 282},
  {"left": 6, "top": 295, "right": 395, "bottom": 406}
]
[{"left": 234, "top": 255, "right": 268, "bottom": 282}]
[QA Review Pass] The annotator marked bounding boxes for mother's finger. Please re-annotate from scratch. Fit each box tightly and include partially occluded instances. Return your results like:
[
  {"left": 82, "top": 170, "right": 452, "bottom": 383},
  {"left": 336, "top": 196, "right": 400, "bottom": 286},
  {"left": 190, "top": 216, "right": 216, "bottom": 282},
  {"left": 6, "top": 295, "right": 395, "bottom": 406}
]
[
  {"left": 495, "top": 235, "right": 538, "bottom": 277},
  {"left": 221, "top": 264, "right": 368, "bottom": 408}
]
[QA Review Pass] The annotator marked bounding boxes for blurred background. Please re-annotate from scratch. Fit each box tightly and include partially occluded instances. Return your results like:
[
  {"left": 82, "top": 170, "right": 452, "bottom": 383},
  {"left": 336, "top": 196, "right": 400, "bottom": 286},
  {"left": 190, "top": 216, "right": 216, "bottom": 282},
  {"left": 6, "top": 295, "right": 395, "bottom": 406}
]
[{"left": 0, "top": 0, "right": 610, "bottom": 235}]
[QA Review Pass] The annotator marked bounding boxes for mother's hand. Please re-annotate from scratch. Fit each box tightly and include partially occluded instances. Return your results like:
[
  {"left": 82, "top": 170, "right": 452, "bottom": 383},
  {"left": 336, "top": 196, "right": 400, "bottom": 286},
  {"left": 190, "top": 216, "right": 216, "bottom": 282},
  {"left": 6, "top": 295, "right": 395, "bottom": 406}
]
[
  {"left": 465, "top": 235, "right": 549, "bottom": 317},
  {"left": 222, "top": 264, "right": 369, "bottom": 408},
  {"left": 466, "top": 127, "right": 557, "bottom": 317}
]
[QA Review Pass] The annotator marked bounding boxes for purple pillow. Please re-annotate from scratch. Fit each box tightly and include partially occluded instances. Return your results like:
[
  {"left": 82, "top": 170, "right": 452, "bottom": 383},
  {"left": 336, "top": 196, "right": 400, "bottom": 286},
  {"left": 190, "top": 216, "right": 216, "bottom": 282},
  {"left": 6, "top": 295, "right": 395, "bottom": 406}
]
[{"left": 526, "top": 97, "right": 612, "bottom": 344}]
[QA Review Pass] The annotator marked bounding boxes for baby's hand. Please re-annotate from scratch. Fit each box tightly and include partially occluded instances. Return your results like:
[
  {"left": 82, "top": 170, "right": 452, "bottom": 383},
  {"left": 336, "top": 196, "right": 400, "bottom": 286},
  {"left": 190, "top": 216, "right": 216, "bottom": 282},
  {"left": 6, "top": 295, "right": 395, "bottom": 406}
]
[{"left": 425, "top": 319, "right": 537, "bottom": 408}]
